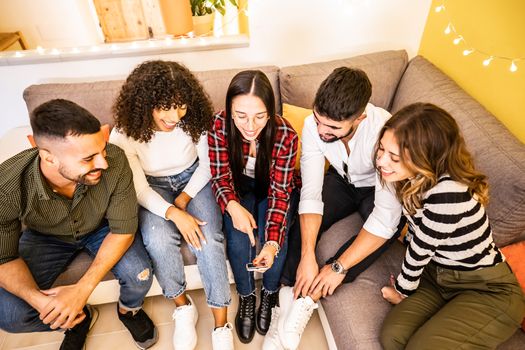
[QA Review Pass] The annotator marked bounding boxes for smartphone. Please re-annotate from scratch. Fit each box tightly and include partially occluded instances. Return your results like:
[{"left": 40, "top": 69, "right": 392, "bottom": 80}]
[{"left": 246, "top": 262, "right": 269, "bottom": 272}]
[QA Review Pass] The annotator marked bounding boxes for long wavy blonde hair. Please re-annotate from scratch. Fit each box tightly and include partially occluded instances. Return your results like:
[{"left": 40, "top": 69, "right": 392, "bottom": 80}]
[{"left": 374, "top": 103, "right": 489, "bottom": 215}]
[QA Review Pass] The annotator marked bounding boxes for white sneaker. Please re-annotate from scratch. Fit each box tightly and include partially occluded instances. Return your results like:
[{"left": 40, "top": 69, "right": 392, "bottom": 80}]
[
  {"left": 211, "top": 322, "right": 234, "bottom": 350},
  {"left": 172, "top": 295, "right": 198, "bottom": 350},
  {"left": 262, "top": 306, "right": 284, "bottom": 350},
  {"left": 278, "top": 287, "right": 317, "bottom": 350}
]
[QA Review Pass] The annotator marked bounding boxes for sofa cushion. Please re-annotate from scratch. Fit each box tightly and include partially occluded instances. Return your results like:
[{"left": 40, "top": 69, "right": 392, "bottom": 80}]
[
  {"left": 282, "top": 103, "right": 312, "bottom": 169},
  {"left": 316, "top": 212, "right": 405, "bottom": 350},
  {"left": 194, "top": 66, "right": 281, "bottom": 114},
  {"left": 391, "top": 56, "right": 525, "bottom": 247},
  {"left": 22, "top": 66, "right": 281, "bottom": 126},
  {"left": 501, "top": 241, "right": 525, "bottom": 330},
  {"left": 279, "top": 50, "right": 408, "bottom": 111},
  {"left": 24, "top": 66, "right": 281, "bottom": 126},
  {"left": 23, "top": 80, "right": 124, "bottom": 127}
]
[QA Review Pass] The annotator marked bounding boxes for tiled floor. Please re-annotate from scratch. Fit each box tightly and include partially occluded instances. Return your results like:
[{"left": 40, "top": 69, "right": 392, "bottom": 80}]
[{"left": 0, "top": 285, "right": 329, "bottom": 349}]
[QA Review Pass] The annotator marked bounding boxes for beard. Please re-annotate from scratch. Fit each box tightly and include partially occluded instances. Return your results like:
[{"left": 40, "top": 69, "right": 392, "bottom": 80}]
[
  {"left": 58, "top": 166, "right": 103, "bottom": 186},
  {"left": 319, "top": 125, "right": 355, "bottom": 143}
]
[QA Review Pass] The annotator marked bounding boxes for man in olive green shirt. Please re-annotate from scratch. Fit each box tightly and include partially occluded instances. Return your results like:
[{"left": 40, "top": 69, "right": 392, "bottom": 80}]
[{"left": 0, "top": 99, "right": 157, "bottom": 349}]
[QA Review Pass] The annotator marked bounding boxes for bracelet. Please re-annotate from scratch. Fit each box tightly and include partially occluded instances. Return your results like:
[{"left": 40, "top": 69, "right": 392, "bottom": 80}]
[{"left": 263, "top": 241, "right": 281, "bottom": 256}]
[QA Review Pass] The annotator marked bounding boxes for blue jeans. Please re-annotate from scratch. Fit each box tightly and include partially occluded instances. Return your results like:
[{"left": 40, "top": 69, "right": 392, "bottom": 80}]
[
  {"left": 139, "top": 162, "right": 230, "bottom": 308},
  {"left": 224, "top": 177, "right": 299, "bottom": 296},
  {"left": 0, "top": 224, "right": 152, "bottom": 333}
]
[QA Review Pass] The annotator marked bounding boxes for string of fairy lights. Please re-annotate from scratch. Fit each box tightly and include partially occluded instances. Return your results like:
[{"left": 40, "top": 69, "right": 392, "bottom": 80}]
[
  {"left": 3, "top": 4, "right": 249, "bottom": 63},
  {"left": 434, "top": 0, "right": 522, "bottom": 72}
]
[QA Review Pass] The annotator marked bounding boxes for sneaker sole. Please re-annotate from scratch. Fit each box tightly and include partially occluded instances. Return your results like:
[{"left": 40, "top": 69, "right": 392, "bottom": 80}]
[{"left": 135, "top": 327, "right": 159, "bottom": 350}]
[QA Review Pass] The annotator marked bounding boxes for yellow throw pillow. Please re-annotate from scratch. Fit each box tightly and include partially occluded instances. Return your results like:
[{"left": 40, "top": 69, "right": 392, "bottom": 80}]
[{"left": 282, "top": 103, "right": 312, "bottom": 170}]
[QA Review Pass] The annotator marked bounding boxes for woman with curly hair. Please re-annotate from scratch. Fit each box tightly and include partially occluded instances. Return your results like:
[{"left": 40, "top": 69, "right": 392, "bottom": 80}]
[
  {"left": 208, "top": 70, "right": 300, "bottom": 343},
  {"left": 110, "top": 60, "right": 233, "bottom": 350},
  {"left": 376, "top": 103, "right": 524, "bottom": 350}
]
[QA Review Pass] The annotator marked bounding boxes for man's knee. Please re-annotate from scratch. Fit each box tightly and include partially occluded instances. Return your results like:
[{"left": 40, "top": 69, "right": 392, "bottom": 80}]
[{"left": 0, "top": 291, "right": 49, "bottom": 333}]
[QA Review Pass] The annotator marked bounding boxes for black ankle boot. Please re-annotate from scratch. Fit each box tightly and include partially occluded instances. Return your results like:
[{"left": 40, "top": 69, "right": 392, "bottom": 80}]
[
  {"left": 235, "top": 293, "right": 256, "bottom": 343},
  {"left": 256, "top": 288, "right": 279, "bottom": 335}
]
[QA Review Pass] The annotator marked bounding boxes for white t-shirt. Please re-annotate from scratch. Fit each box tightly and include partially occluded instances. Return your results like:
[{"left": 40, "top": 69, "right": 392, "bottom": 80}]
[
  {"left": 244, "top": 156, "right": 256, "bottom": 178},
  {"left": 299, "top": 103, "right": 402, "bottom": 239},
  {"left": 110, "top": 127, "right": 211, "bottom": 218}
]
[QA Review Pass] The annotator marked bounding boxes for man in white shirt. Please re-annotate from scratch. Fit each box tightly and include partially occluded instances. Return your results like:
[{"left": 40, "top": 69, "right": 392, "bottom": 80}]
[{"left": 264, "top": 67, "right": 403, "bottom": 350}]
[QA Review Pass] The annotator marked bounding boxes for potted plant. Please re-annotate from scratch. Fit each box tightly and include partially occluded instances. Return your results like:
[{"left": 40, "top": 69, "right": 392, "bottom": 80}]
[{"left": 190, "top": 0, "right": 237, "bottom": 35}]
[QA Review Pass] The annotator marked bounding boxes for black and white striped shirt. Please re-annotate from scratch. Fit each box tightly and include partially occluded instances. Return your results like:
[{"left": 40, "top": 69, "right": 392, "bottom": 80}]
[{"left": 395, "top": 176, "right": 504, "bottom": 296}]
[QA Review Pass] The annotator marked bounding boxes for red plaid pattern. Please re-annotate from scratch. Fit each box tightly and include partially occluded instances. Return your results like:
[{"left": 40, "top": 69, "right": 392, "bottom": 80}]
[{"left": 208, "top": 112, "right": 300, "bottom": 246}]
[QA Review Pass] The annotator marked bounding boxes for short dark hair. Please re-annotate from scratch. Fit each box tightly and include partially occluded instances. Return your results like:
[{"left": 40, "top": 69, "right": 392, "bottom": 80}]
[
  {"left": 30, "top": 99, "right": 101, "bottom": 140},
  {"left": 313, "top": 67, "right": 372, "bottom": 122}
]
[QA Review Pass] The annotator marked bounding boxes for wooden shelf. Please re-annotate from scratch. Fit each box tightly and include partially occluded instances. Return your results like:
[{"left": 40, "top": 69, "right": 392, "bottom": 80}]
[{"left": 0, "top": 31, "right": 28, "bottom": 51}]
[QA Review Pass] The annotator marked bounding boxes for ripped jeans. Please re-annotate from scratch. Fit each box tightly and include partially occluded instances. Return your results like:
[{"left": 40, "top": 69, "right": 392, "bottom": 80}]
[{"left": 0, "top": 224, "right": 152, "bottom": 333}]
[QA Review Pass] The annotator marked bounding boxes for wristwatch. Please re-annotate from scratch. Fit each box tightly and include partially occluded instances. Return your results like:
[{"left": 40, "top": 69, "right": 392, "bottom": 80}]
[{"left": 331, "top": 259, "right": 348, "bottom": 275}]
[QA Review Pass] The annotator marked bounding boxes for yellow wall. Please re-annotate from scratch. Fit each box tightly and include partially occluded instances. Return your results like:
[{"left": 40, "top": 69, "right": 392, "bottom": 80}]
[{"left": 419, "top": 0, "right": 525, "bottom": 143}]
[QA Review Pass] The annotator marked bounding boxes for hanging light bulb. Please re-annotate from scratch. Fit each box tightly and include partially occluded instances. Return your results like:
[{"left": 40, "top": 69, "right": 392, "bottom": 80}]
[
  {"left": 463, "top": 49, "right": 474, "bottom": 56},
  {"left": 510, "top": 60, "right": 518, "bottom": 72},
  {"left": 435, "top": 5, "right": 444, "bottom": 12},
  {"left": 444, "top": 23, "right": 452, "bottom": 35},
  {"left": 482, "top": 56, "right": 494, "bottom": 66},
  {"left": 453, "top": 36, "right": 463, "bottom": 45}
]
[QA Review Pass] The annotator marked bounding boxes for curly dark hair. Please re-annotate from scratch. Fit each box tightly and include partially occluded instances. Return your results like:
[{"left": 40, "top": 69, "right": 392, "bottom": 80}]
[{"left": 113, "top": 60, "right": 213, "bottom": 143}]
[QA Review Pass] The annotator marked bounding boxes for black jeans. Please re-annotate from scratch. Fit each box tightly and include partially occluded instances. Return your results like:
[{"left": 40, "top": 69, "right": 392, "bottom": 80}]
[{"left": 281, "top": 166, "right": 403, "bottom": 286}]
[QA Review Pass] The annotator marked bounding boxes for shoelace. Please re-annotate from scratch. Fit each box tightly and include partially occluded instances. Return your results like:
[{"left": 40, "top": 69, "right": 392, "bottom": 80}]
[
  {"left": 260, "top": 290, "right": 278, "bottom": 313},
  {"left": 267, "top": 309, "right": 280, "bottom": 336},
  {"left": 287, "top": 300, "right": 314, "bottom": 334},
  {"left": 173, "top": 304, "right": 193, "bottom": 321},
  {"left": 239, "top": 295, "right": 256, "bottom": 318}
]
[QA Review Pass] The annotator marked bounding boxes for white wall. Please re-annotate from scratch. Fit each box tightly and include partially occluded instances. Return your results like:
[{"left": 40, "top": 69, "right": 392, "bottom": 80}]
[{"left": 0, "top": 0, "right": 432, "bottom": 137}]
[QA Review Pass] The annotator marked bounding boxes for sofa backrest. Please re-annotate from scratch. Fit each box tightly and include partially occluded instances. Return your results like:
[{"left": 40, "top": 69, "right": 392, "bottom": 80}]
[
  {"left": 392, "top": 56, "right": 525, "bottom": 247},
  {"left": 279, "top": 50, "right": 408, "bottom": 111},
  {"left": 22, "top": 66, "right": 281, "bottom": 127}
]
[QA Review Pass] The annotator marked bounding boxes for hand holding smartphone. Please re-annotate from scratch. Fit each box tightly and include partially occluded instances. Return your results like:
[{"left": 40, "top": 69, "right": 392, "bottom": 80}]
[{"left": 246, "top": 262, "right": 269, "bottom": 272}]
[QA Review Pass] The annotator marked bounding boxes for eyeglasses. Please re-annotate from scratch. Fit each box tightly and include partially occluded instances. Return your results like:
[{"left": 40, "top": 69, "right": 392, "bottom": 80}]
[{"left": 232, "top": 112, "right": 269, "bottom": 125}]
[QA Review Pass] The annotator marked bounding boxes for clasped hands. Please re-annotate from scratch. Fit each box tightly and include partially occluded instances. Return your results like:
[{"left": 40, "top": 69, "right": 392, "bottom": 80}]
[
  {"left": 293, "top": 254, "right": 345, "bottom": 300},
  {"left": 34, "top": 283, "right": 91, "bottom": 330}
]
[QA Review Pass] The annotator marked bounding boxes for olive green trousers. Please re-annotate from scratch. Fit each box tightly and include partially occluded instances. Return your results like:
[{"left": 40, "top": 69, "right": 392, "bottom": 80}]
[{"left": 381, "top": 261, "right": 524, "bottom": 350}]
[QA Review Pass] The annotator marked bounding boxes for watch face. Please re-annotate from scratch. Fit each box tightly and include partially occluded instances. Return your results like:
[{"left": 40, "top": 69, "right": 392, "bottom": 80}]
[{"left": 331, "top": 261, "right": 343, "bottom": 274}]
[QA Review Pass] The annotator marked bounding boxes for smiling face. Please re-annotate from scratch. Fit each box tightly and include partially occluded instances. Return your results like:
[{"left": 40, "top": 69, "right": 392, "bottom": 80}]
[
  {"left": 48, "top": 130, "right": 109, "bottom": 186},
  {"left": 376, "top": 129, "right": 415, "bottom": 182},
  {"left": 313, "top": 109, "right": 365, "bottom": 143},
  {"left": 152, "top": 104, "right": 187, "bottom": 132},
  {"left": 231, "top": 94, "right": 269, "bottom": 141}
]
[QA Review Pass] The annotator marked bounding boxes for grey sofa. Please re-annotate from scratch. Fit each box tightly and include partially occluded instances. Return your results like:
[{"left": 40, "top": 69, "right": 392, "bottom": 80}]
[{"left": 16, "top": 50, "right": 525, "bottom": 349}]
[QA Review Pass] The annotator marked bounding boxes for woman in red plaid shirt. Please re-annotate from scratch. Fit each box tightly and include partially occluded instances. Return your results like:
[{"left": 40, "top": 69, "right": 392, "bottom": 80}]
[{"left": 208, "top": 70, "right": 300, "bottom": 343}]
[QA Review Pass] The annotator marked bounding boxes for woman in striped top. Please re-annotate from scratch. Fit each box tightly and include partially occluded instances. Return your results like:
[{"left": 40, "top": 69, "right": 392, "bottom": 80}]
[{"left": 376, "top": 103, "right": 524, "bottom": 350}]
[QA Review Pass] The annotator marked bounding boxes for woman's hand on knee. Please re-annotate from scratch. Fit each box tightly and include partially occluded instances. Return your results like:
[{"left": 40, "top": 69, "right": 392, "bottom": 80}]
[
  {"left": 381, "top": 275, "right": 405, "bottom": 305},
  {"left": 166, "top": 205, "right": 207, "bottom": 250}
]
